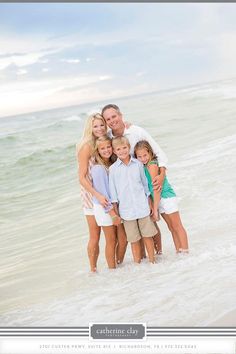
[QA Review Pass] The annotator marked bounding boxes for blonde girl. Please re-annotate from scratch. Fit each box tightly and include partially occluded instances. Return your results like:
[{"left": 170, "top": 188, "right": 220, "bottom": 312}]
[
  {"left": 134, "top": 140, "right": 189, "bottom": 253},
  {"left": 91, "top": 136, "right": 127, "bottom": 268}
]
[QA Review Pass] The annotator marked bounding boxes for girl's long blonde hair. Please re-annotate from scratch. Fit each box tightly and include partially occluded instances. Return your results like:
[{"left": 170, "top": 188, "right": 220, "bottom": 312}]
[
  {"left": 77, "top": 113, "right": 107, "bottom": 152},
  {"left": 94, "top": 136, "right": 116, "bottom": 168}
]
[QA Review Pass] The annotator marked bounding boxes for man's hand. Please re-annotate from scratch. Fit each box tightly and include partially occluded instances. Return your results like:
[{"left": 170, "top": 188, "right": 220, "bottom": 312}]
[
  {"left": 152, "top": 167, "right": 166, "bottom": 191},
  {"left": 152, "top": 175, "right": 163, "bottom": 192},
  {"left": 124, "top": 121, "right": 132, "bottom": 129}
]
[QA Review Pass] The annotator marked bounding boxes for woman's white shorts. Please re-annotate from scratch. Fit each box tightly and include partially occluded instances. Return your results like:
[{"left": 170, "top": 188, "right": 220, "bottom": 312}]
[
  {"left": 159, "top": 197, "right": 178, "bottom": 215},
  {"left": 93, "top": 204, "right": 113, "bottom": 227}
]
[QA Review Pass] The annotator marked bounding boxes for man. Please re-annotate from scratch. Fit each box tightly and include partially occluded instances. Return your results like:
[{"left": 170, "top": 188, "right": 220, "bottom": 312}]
[{"left": 101, "top": 104, "right": 168, "bottom": 190}]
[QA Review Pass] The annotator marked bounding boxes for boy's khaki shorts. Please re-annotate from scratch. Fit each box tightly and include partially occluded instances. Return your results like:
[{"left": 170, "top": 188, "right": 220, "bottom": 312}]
[{"left": 123, "top": 215, "right": 157, "bottom": 243}]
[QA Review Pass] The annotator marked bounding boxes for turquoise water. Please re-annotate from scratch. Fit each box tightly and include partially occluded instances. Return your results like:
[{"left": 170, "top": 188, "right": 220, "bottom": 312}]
[{"left": 0, "top": 78, "right": 236, "bottom": 326}]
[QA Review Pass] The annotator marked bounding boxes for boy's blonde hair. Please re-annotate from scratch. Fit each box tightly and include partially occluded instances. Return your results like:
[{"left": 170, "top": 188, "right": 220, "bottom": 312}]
[
  {"left": 134, "top": 140, "right": 157, "bottom": 162},
  {"left": 77, "top": 113, "right": 107, "bottom": 152},
  {"left": 112, "top": 136, "right": 130, "bottom": 150},
  {"left": 94, "top": 135, "right": 116, "bottom": 168}
]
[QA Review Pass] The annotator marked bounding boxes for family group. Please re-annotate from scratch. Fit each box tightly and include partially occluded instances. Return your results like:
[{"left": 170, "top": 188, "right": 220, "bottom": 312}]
[{"left": 76, "top": 104, "right": 189, "bottom": 272}]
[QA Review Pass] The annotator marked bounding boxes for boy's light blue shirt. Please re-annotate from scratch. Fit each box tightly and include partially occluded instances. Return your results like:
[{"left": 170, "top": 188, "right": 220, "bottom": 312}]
[{"left": 109, "top": 156, "right": 151, "bottom": 221}]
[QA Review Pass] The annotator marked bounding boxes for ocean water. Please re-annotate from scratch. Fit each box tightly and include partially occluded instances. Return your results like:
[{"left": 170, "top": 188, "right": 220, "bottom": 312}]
[{"left": 0, "top": 78, "right": 236, "bottom": 327}]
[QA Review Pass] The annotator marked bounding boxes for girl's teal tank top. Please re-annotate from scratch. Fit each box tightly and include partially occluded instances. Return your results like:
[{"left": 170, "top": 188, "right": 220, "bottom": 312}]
[{"left": 144, "top": 160, "right": 176, "bottom": 199}]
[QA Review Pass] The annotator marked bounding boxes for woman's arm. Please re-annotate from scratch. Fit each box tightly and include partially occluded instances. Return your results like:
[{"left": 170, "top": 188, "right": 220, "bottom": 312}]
[{"left": 76, "top": 143, "right": 109, "bottom": 207}]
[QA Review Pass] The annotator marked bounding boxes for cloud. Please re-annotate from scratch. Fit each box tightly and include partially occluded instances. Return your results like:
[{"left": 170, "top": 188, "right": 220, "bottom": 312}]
[
  {"left": 17, "top": 69, "right": 27, "bottom": 75},
  {"left": 60, "top": 58, "right": 80, "bottom": 64},
  {"left": 99, "top": 75, "right": 112, "bottom": 81},
  {"left": 0, "top": 73, "right": 113, "bottom": 117},
  {"left": 0, "top": 52, "right": 46, "bottom": 70}
]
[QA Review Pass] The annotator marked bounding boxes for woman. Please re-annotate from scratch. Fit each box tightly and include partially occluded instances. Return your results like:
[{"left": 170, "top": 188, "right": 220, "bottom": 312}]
[{"left": 76, "top": 113, "right": 127, "bottom": 272}]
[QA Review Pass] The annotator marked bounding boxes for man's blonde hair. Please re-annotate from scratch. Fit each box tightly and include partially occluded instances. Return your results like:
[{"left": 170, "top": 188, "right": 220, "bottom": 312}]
[{"left": 112, "top": 136, "right": 130, "bottom": 149}]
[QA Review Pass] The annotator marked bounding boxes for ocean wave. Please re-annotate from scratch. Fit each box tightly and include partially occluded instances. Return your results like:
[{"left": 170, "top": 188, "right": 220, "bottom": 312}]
[
  {"left": 0, "top": 115, "right": 84, "bottom": 141},
  {"left": 172, "top": 134, "right": 236, "bottom": 168},
  {"left": 62, "top": 115, "right": 82, "bottom": 122},
  {"left": 180, "top": 82, "right": 236, "bottom": 100},
  {"left": 0, "top": 135, "right": 19, "bottom": 142},
  {"left": 14, "top": 144, "right": 75, "bottom": 166}
]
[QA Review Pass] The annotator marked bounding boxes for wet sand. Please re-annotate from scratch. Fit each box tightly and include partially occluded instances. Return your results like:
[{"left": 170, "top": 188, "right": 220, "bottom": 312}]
[{"left": 208, "top": 309, "right": 236, "bottom": 327}]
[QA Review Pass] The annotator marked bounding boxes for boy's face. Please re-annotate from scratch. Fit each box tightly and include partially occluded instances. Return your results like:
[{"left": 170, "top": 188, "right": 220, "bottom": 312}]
[{"left": 113, "top": 143, "right": 130, "bottom": 161}]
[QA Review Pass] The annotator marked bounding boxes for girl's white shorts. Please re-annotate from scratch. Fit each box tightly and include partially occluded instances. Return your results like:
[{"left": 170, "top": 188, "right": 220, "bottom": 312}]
[
  {"left": 159, "top": 197, "right": 178, "bottom": 215},
  {"left": 93, "top": 204, "right": 113, "bottom": 227}
]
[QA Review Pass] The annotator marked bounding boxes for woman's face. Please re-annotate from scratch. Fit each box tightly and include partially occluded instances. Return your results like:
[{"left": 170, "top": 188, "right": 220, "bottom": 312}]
[
  {"left": 92, "top": 119, "right": 106, "bottom": 138},
  {"left": 98, "top": 141, "right": 113, "bottom": 160}
]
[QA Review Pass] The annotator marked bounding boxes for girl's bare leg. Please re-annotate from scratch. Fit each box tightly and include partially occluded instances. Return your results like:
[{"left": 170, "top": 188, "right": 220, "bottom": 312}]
[
  {"left": 131, "top": 241, "right": 142, "bottom": 263},
  {"left": 102, "top": 225, "right": 117, "bottom": 269},
  {"left": 116, "top": 224, "right": 128, "bottom": 264},
  {"left": 162, "top": 212, "right": 189, "bottom": 252},
  {"left": 161, "top": 212, "right": 181, "bottom": 251},
  {"left": 153, "top": 223, "right": 162, "bottom": 254},
  {"left": 143, "top": 237, "right": 155, "bottom": 263},
  {"left": 86, "top": 215, "right": 101, "bottom": 272}
]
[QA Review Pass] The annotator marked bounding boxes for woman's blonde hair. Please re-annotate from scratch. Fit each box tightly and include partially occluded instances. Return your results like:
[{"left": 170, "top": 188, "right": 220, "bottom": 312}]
[
  {"left": 134, "top": 140, "right": 157, "bottom": 162},
  {"left": 77, "top": 113, "right": 107, "bottom": 152},
  {"left": 94, "top": 135, "right": 116, "bottom": 168}
]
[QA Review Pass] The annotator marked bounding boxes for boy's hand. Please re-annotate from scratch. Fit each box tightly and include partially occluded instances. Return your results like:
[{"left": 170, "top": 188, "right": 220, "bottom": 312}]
[{"left": 112, "top": 215, "right": 122, "bottom": 226}]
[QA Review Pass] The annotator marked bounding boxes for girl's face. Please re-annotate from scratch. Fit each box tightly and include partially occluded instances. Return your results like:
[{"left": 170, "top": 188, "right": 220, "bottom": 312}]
[
  {"left": 92, "top": 119, "right": 106, "bottom": 138},
  {"left": 135, "top": 148, "right": 150, "bottom": 165},
  {"left": 98, "top": 141, "right": 113, "bottom": 160}
]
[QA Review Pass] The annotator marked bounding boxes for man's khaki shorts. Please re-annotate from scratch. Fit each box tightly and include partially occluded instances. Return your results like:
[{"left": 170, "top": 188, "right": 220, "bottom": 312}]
[{"left": 123, "top": 215, "right": 157, "bottom": 243}]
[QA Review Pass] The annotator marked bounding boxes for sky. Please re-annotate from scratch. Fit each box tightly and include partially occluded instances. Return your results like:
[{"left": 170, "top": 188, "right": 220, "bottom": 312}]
[{"left": 1, "top": 3, "right": 236, "bottom": 117}]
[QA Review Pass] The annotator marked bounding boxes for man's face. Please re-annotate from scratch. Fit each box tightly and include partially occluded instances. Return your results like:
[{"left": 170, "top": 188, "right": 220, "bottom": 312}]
[{"left": 102, "top": 108, "right": 123, "bottom": 131}]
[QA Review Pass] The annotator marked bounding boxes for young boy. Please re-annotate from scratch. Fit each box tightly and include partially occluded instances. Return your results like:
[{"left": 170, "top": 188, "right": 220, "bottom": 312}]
[{"left": 109, "top": 136, "right": 157, "bottom": 263}]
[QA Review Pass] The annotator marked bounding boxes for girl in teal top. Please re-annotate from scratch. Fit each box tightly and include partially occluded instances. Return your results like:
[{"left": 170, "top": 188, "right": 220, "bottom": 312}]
[{"left": 134, "top": 140, "right": 189, "bottom": 254}]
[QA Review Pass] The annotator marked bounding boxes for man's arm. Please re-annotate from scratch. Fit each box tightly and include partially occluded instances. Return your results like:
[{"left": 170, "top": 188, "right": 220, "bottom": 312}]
[{"left": 138, "top": 126, "right": 168, "bottom": 168}]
